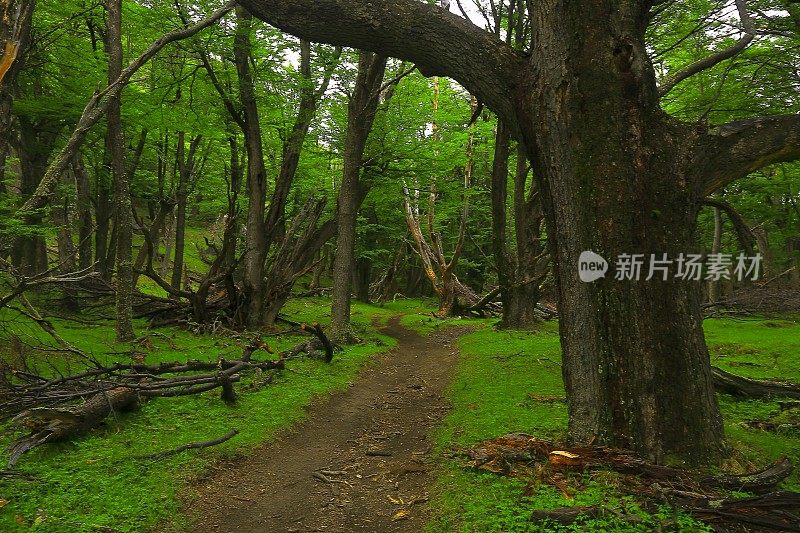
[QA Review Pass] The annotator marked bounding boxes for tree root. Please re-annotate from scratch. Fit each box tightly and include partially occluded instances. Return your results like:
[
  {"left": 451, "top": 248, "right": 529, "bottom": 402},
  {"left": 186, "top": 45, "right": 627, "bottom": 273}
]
[{"left": 712, "top": 367, "right": 800, "bottom": 400}]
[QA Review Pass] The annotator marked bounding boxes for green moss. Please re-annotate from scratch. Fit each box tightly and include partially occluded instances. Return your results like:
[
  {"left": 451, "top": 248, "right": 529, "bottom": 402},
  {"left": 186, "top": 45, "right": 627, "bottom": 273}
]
[
  {"left": 0, "top": 297, "right": 404, "bottom": 532},
  {"left": 427, "top": 316, "right": 800, "bottom": 532}
]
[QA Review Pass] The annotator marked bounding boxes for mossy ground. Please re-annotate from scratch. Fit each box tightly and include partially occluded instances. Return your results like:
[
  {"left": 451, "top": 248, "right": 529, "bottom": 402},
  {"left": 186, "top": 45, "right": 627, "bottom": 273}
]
[
  {"left": 2, "top": 298, "right": 798, "bottom": 532},
  {"left": 427, "top": 316, "right": 800, "bottom": 532},
  {"left": 0, "top": 296, "right": 435, "bottom": 532}
]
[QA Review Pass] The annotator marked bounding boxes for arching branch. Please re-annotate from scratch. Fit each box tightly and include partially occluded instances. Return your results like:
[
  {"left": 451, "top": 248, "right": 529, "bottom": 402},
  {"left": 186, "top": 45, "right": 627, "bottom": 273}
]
[
  {"left": 236, "top": 0, "right": 525, "bottom": 132},
  {"left": 658, "top": 0, "right": 755, "bottom": 97}
]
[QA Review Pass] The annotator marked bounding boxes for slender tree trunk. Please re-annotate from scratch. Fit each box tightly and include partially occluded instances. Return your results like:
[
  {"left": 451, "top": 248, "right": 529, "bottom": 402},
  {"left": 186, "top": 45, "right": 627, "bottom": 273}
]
[
  {"left": 51, "top": 171, "right": 78, "bottom": 310},
  {"left": 12, "top": 117, "right": 59, "bottom": 276},
  {"left": 72, "top": 157, "right": 94, "bottom": 270},
  {"left": 707, "top": 207, "right": 723, "bottom": 303},
  {"left": 95, "top": 155, "right": 112, "bottom": 279},
  {"left": 490, "top": 121, "right": 515, "bottom": 323},
  {"left": 506, "top": 144, "right": 546, "bottom": 328},
  {"left": 171, "top": 132, "right": 201, "bottom": 292},
  {"left": 160, "top": 213, "right": 174, "bottom": 279},
  {"left": 107, "top": 0, "right": 135, "bottom": 341},
  {"left": 330, "top": 51, "right": 386, "bottom": 342},
  {"left": 235, "top": 7, "right": 269, "bottom": 328},
  {"left": 171, "top": 131, "right": 186, "bottom": 290}
]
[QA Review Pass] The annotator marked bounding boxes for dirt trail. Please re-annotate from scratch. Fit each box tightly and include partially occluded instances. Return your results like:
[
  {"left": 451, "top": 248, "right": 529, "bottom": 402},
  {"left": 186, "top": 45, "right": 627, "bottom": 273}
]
[{"left": 186, "top": 317, "right": 466, "bottom": 532}]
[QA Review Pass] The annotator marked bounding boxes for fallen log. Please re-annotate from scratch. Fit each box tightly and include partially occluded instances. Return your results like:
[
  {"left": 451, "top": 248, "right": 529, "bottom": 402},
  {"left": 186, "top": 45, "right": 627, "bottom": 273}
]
[
  {"left": 466, "top": 433, "right": 799, "bottom": 531},
  {"left": 464, "top": 433, "right": 793, "bottom": 493},
  {"left": 687, "top": 491, "right": 800, "bottom": 532},
  {"left": 704, "top": 456, "right": 794, "bottom": 493},
  {"left": 4, "top": 340, "right": 281, "bottom": 466},
  {"left": 712, "top": 367, "right": 800, "bottom": 400},
  {"left": 7, "top": 387, "right": 137, "bottom": 467}
]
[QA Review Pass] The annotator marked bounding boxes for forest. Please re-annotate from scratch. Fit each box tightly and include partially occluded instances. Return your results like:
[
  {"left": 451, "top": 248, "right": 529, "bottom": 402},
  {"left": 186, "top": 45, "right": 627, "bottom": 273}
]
[{"left": 0, "top": 0, "right": 799, "bottom": 531}]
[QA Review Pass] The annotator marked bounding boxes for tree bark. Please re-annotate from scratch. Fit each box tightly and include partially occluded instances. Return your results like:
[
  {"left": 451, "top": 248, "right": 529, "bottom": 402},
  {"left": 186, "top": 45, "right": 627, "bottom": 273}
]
[
  {"left": 330, "top": 51, "right": 387, "bottom": 343},
  {"left": 234, "top": 6, "right": 270, "bottom": 328},
  {"left": 106, "top": 0, "right": 135, "bottom": 341},
  {"left": 72, "top": 157, "right": 94, "bottom": 271},
  {"left": 171, "top": 132, "right": 186, "bottom": 291},
  {"left": 0, "top": 0, "right": 34, "bottom": 194},
  {"left": 707, "top": 207, "right": 723, "bottom": 304},
  {"left": 12, "top": 117, "right": 60, "bottom": 276}
]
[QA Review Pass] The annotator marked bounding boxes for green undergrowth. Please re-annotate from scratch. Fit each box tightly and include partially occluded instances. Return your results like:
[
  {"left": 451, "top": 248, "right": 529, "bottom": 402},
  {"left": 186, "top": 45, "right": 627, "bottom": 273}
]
[
  {"left": 427, "top": 315, "right": 800, "bottom": 532},
  {"left": 0, "top": 297, "right": 414, "bottom": 532}
]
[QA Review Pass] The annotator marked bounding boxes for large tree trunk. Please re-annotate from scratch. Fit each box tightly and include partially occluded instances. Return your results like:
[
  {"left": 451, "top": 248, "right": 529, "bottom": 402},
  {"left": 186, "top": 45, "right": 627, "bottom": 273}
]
[
  {"left": 107, "top": 0, "right": 135, "bottom": 341},
  {"left": 523, "top": 1, "right": 723, "bottom": 461},
  {"left": 330, "top": 51, "right": 386, "bottom": 342}
]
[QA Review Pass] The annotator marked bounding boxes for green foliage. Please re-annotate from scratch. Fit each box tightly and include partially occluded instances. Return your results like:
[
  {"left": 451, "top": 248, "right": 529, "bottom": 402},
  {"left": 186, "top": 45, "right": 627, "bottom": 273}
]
[
  {"left": 426, "top": 317, "right": 800, "bottom": 532},
  {"left": 0, "top": 297, "right": 405, "bottom": 532}
]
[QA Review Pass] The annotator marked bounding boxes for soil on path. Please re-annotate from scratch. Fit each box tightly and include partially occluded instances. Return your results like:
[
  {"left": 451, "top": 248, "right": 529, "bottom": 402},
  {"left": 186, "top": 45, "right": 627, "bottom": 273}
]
[{"left": 185, "top": 317, "right": 467, "bottom": 532}]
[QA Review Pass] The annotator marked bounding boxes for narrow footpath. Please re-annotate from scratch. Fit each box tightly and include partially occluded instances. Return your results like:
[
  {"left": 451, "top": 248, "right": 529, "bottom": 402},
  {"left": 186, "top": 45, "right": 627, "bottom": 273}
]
[{"left": 186, "top": 317, "right": 467, "bottom": 532}]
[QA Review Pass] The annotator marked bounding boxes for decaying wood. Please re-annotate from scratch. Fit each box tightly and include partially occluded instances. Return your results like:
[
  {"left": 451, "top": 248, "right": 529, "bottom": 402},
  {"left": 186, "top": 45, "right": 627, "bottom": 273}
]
[
  {"left": 712, "top": 366, "right": 800, "bottom": 400},
  {"left": 705, "top": 457, "right": 794, "bottom": 493},
  {"left": 4, "top": 339, "right": 280, "bottom": 466},
  {"left": 463, "top": 433, "right": 799, "bottom": 530},
  {"left": 139, "top": 429, "right": 239, "bottom": 460},
  {"left": 7, "top": 387, "right": 137, "bottom": 467}
]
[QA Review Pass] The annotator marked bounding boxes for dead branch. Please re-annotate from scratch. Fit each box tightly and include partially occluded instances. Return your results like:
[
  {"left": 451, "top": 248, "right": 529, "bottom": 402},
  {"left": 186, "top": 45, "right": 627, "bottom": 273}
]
[
  {"left": 3, "top": 339, "right": 280, "bottom": 465},
  {"left": 465, "top": 433, "right": 799, "bottom": 531},
  {"left": 139, "top": 429, "right": 239, "bottom": 460}
]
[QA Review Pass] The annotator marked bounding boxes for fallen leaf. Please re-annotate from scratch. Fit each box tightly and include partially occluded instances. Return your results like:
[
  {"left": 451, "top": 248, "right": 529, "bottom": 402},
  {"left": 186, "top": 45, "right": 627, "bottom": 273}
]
[
  {"left": 392, "top": 509, "right": 410, "bottom": 521},
  {"left": 0, "top": 499, "right": 7, "bottom": 508}
]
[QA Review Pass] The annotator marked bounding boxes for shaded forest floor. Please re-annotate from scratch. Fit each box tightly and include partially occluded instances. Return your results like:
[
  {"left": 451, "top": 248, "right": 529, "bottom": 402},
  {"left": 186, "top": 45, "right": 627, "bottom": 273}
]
[
  {"left": 1, "top": 300, "right": 799, "bottom": 532},
  {"left": 186, "top": 316, "right": 470, "bottom": 532}
]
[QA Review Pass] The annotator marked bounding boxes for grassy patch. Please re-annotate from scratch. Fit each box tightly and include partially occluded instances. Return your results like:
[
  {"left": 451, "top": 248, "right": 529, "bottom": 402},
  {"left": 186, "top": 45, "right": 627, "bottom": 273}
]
[
  {"left": 0, "top": 297, "right": 403, "bottom": 532},
  {"left": 427, "top": 316, "right": 800, "bottom": 532}
]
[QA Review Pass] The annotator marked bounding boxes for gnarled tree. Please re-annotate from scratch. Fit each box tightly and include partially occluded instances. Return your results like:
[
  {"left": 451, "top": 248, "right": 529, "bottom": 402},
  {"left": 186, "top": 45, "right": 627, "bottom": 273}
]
[{"left": 237, "top": 0, "right": 800, "bottom": 462}]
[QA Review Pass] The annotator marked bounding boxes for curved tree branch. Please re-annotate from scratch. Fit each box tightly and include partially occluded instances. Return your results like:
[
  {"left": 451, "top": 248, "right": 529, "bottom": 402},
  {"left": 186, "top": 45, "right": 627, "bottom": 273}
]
[
  {"left": 697, "top": 114, "right": 800, "bottom": 196},
  {"left": 658, "top": 0, "right": 755, "bottom": 97},
  {"left": 700, "top": 198, "right": 755, "bottom": 256},
  {"left": 236, "top": 0, "right": 525, "bottom": 132}
]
